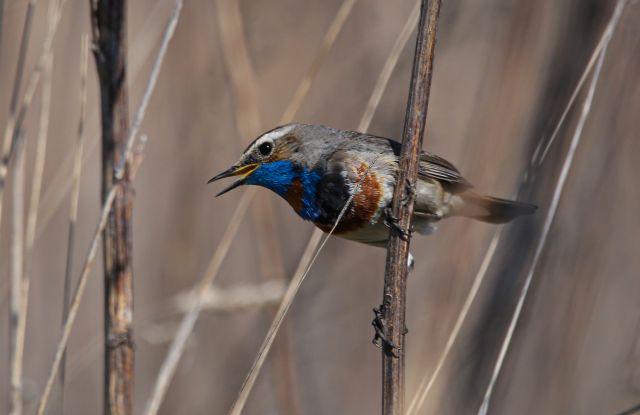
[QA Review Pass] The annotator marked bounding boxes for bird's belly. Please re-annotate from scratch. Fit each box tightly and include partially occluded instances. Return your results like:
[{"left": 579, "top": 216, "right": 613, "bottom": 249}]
[{"left": 331, "top": 221, "right": 390, "bottom": 247}]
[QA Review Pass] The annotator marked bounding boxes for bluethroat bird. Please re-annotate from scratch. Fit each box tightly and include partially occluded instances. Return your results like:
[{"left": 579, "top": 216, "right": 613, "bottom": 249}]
[{"left": 209, "top": 124, "right": 536, "bottom": 246}]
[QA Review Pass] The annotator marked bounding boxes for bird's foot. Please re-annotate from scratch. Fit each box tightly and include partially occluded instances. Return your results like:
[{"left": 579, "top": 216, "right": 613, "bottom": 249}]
[
  {"left": 383, "top": 208, "right": 411, "bottom": 241},
  {"left": 402, "top": 178, "right": 416, "bottom": 206},
  {"left": 372, "top": 306, "right": 400, "bottom": 358}
]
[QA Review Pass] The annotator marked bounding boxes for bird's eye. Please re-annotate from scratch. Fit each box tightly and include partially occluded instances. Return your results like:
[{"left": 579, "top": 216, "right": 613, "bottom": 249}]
[{"left": 258, "top": 142, "right": 273, "bottom": 156}]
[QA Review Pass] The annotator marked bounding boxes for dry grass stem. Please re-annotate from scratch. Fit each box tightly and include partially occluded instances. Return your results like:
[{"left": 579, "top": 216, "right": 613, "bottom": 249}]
[
  {"left": 34, "top": 2, "right": 185, "bottom": 413},
  {"left": 215, "top": 0, "right": 300, "bottom": 412},
  {"left": 33, "top": 0, "right": 176, "bottom": 242},
  {"left": 141, "top": 1, "right": 358, "bottom": 411},
  {"left": 406, "top": 230, "right": 502, "bottom": 415},
  {"left": 8, "top": 0, "right": 35, "bottom": 113},
  {"left": 9, "top": 2, "right": 58, "bottom": 413},
  {"left": 142, "top": 187, "right": 256, "bottom": 415},
  {"left": 227, "top": 229, "right": 322, "bottom": 415},
  {"left": 0, "top": 0, "right": 5, "bottom": 61},
  {"left": 536, "top": 0, "right": 629, "bottom": 164},
  {"left": 216, "top": 0, "right": 260, "bottom": 137},
  {"left": 59, "top": 33, "right": 90, "bottom": 411},
  {"left": 174, "top": 281, "right": 286, "bottom": 314},
  {"left": 0, "top": 0, "right": 68, "bottom": 236},
  {"left": 359, "top": 0, "right": 420, "bottom": 131},
  {"left": 478, "top": 5, "right": 620, "bottom": 411},
  {"left": 9, "top": 132, "right": 26, "bottom": 415},
  {"left": 34, "top": 187, "right": 116, "bottom": 415},
  {"left": 280, "top": 0, "right": 357, "bottom": 124},
  {"left": 0, "top": 0, "right": 36, "bottom": 238}
]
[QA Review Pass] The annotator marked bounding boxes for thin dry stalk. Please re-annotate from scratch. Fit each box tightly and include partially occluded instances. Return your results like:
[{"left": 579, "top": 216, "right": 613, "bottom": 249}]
[
  {"left": 0, "top": 0, "right": 68, "bottom": 237},
  {"left": 359, "top": 0, "right": 420, "bottom": 131},
  {"left": 0, "top": 0, "right": 175, "bottom": 307},
  {"left": 34, "top": 2, "right": 184, "bottom": 413},
  {"left": 174, "top": 281, "right": 286, "bottom": 315},
  {"left": 406, "top": 230, "right": 501, "bottom": 415},
  {"left": 9, "top": 2, "right": 58, "bottom": 413},
  {"left": 215, "top": 0, "right": 260, "bottom": 136},
  {"left": 33, "top": 0, "right": 177, "bottom": 242},
  {"left": 535, "top": 0, "right": 628, "bottom": 164},
  {"left": 24, "top": 1, "right": 54, "bottom": 300},
  {"left": 225, "top": 2, "right": 422, "bottom": 411},
  {"left": 59, "top": 33, "right": 90, "bottom": 411},
  {"left": 281, "top": 0, "right": 357, "bottom": 123},
  {"left": 478, "top": 10, "right": 617, "bottom": 413},
  {"left": 0, "top": 0, "right": 5, "bottom": 61},
  {"left": 141, "top": 1, "right": 357, "bottom": 412},
  {"left": 0, "top": 0, "right": 37, "bottom": 237},
  {"left": 142, "top": 187, "right": 255, "bottom": 415},
  {"left": 8, "top": 0, "right": 36, "bottom": 112},
  {"left": 9, "top": 133, "right": 26, "bottom": 415},
  {"left": 227, "top": 229, "right": 322, "bottom": 415},
  {"left": 381, "top": 1, "right": 441, "bottom": 413},
  {"left": 35, "top": 187, "right": 116, "bottom": 415},
  {"left": 215, "top": 0, "right": 300, "bottom": 413}
]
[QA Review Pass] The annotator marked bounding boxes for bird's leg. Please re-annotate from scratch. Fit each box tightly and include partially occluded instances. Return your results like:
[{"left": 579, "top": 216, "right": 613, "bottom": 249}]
[
  {"left": 372, "top": 305, "right": 399, "bottom": 358},
  {"left": 402, "top": 178, "right": 416, "bottom": 207},
  {"left": 383, "top": 207, "right": 411, "bottom": 241}
]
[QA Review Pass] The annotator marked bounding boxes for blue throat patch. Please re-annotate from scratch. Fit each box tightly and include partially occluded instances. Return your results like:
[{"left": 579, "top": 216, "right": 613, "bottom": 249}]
[{"left": 245, "top": 160, "right": 322, "bottom": 221}]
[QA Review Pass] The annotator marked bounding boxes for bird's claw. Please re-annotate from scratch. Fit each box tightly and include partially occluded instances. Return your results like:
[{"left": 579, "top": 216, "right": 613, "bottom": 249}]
[
  {"left": 372, "top": 306, "right": 400, "bottom": 358},
  {"left": 383, "top": 208, "right": 411, "bottom": 241},
  {"left": 402, "top": 178, "right": 416, "bottom": 206}
]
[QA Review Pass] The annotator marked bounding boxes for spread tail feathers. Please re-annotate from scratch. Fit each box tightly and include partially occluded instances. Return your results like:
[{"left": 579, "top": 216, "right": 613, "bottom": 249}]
[{"left": 453, "top": 192, "right": 537, "bottom": 223}]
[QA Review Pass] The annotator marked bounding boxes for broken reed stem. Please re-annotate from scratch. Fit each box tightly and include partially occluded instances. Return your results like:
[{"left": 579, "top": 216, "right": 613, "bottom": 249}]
[
  {"left": 34, "top": 1, "right": 184, "bottom": 413},
  {"left": 141, "top": 2, "right": 357, "bottom": 412},
  {"left": 90, "top": 1, "right": 135, "bottom": 413},
  {"left": 478, "top": 5, "right": 619, "bottom": 412},
  {"left": 59, "top": 33, "right": 90, "bottom": 411},
  {"left": 381, "top": 0, "right": 441, "bottom": 413}
]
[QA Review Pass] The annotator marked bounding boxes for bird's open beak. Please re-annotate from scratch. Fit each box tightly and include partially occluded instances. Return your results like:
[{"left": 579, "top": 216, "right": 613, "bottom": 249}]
[{"left": 207, "top": 163, "right": 259, "bottom": 197}]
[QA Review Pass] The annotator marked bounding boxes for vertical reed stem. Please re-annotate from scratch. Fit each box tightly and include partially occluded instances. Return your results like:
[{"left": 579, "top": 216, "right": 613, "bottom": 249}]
[
  {"left": 380, "top": 0, "right": 441, "bottom": 413},
  {"left": 90, "top": 2, "right": 134, "bottom": 414}
]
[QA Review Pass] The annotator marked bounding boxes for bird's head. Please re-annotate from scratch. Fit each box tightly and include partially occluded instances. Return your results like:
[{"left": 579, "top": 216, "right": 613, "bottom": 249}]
[{"left": 209, "top": 123, "right": 313, "bottom": 197}]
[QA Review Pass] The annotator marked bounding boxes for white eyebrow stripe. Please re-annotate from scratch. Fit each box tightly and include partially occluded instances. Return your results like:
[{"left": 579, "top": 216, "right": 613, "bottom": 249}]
[{"left": 253, "top": 125, "right": 295, "bottom": 149}]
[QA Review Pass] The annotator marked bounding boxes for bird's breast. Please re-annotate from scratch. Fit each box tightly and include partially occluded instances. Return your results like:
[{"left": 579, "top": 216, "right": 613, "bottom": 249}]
[{"left": 314, "top": 163, "right": 388, "bottom": 234}]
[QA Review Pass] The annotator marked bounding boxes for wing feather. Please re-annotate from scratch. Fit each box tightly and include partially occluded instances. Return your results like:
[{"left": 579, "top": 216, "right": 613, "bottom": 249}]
[
  {"left": 345, "top": 132, "right": 473, "bottom": 193},
  {"left": 419, "top": 152, "right": 472, "bottom": 192}
]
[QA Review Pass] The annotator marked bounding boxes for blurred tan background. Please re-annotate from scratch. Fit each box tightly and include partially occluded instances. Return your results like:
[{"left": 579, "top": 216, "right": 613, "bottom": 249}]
[{"left": 0, "top": 0, "right": 639, "bottom": 414}]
